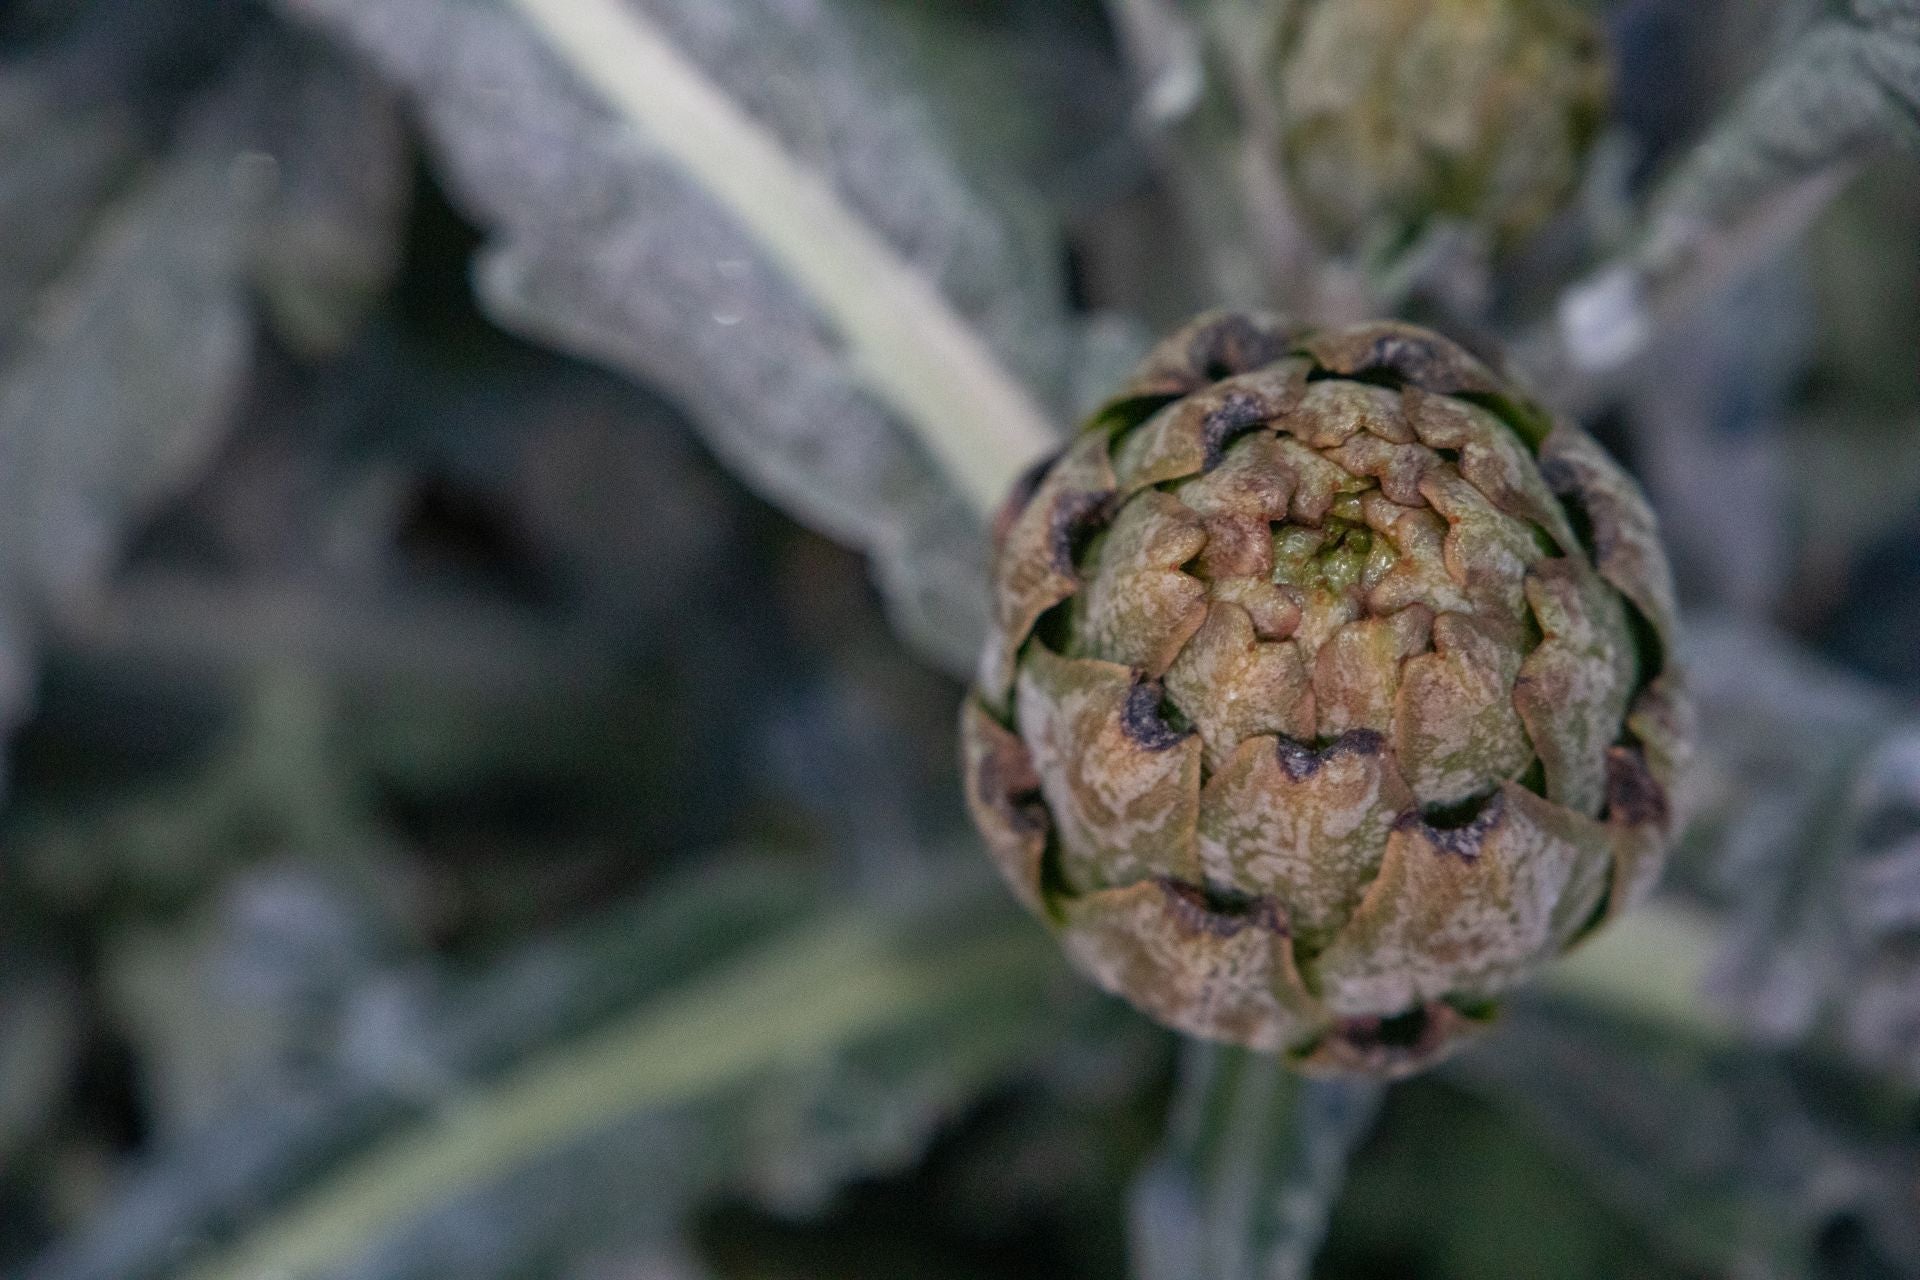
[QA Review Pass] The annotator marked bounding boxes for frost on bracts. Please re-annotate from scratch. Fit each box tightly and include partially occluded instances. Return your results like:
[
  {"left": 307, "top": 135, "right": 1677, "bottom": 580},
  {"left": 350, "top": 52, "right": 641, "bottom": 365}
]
[{"left": 962, "top": 313, "right": 1692, "bottom": 1078}]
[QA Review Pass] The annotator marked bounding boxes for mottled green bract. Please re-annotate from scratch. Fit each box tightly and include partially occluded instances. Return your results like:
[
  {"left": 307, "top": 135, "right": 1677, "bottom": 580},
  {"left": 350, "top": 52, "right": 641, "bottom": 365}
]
[
  {"left": 962, "top": 313, "right": 1690, "bottom": 1077},
  {"left": 1274, "top": 0, "right": 1608, "bottom": 255}
]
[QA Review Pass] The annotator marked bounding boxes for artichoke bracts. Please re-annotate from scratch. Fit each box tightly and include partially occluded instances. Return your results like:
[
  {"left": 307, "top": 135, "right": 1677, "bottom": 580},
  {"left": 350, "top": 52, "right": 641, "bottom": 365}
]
[
  {"left": 1274, "top": 0, "right": 1609, "bottom": 256},
  {"left": 962, "top": 314, "right": 1690, "bottom": 1077}
]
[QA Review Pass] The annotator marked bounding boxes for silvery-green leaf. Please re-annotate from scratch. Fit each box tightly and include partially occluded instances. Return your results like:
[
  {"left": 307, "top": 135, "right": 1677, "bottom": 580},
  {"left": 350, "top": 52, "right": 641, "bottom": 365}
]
[
  {"left": 101, "top": 863, "right": 407, "bottom": 1140},
  {"left": 278, "top": 0, "right": 1082, "bottom": 676},
  {"left": 1527, "top": 0, "right": 1920, "bottom": 397},
  {"left": 0, "top": 84, "right": 136, "bottom": 364},
  {"left": 297, "top": 948, "right": 1068, "bottom": 1280},
  {"left": 1623, "top": 262, "right": 1809, "bottom": 615},
  {"left": 0, "top": 0, "right": 256, "bottom": 362},
  {"left": 1675, "top": 618, "right": 1920, "bottom": 1083},
  {"left": 0, "top": 70, "right": 251, "bottom": 794},
  {"left": 303, "top": 1102, "right": 737, "bottom": 1280},
  {"left": 0, "top": 21, "right": 410, "bottom": 796},
  {"left": 1646, "top": 1, "right": 1920, "bottom": 253},
  {"left": 1453, "top": 1001, "right": 1920, "bottom": 1278},
  {"left": 736, "top": 966, "right": 1066, "bottom": 1218},
  {"left": 21, "top": 856, "right": 826, "bottom": 1280},
  {"left": 26, "top": 858, "right": 1067, "bottom": 1280},
  {"left": 827, "top": 0, "right": 1137, "bottom": 226}
]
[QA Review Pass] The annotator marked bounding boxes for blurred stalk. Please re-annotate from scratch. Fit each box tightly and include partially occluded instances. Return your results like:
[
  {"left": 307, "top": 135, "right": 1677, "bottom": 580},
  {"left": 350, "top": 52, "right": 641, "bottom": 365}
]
[
  {"left": 1102, "top": 0, "right": 1273, "bottom": 310},
  {"left": 178, "top": 903, "right": 1053, "bottom": 1280},
  {"left": 161, "top": 889, "right": 1730, "bottom": 1280},
  {"left": 508, "top": 0, "right": 1060, "bottom": 517},
  {"left": 1130, "top": 1043, "right": 1383, "bottom": 1280},
  {"left": 1100, "top": 0, "right": 1364, "bottom": 322}
]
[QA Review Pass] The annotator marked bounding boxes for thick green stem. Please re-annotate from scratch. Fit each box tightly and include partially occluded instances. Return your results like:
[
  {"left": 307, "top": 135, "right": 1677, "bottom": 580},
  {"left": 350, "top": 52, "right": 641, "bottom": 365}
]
[{"left": 507, "top": 0, "right": 1059, "bottom": 517}]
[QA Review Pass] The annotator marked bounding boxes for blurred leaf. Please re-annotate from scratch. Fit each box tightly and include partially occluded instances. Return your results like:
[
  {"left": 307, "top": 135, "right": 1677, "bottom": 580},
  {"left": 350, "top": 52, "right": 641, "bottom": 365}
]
[
  {"left": 826, "top": 0, "right": 1137, "bottom": 224},
  {"left": 1321, "top": 1077, "right": 1711, "bottom": 1280},
  {"left": 1677, "top": 619, "right": 1920, "bottom": 1085},
  {"left": 29, "top": 833, "right": 1112, "bottom": 1277},
  {"left": 1539, "top": 899, "right": 1730, "bottom": 1046},
  {"left": 1129, "top": 1044, "right": 1382, "bottom": 1280},
  {"left": 1524, "top": 0, "right": 1920, "bottom": 401},
  {"left": 1096, "top": 0, "right": 1342, "bottom": 321},
  {"left": 1453, "top": 1001, "right": 1920, "bottom": 1279},
  {"left": 0, "top": 83, "right": 135, "bottom": 363},
  {"left": 1813, "top": 499, "right": 1920, "bottom": 695},
  {"left": 245, "top": 46, "right": 409, "bottom": 357},
  {"left": 734, "top": 972, "right": 1060, "bottom": 1219},
  {"left": 7, "top": 336, "right": 807, "bottom": 912},
  {"left": 163, "top": 872, "right": 1061, "bottom": 1280},
  {"left": 0, "top": 18, "right": 409, "bottom": 795},
  {"left": 0, "top": 0, "right": 255, "bottom": 363},
  {"left": 0, "top": 58, "right": 253, "bottom": 769},
  {"left": 8, "top": 661, "right": 406, "bottom": 911},
  {"left": 279, "top": 0, "right": 1083, "bottom": 675},
  {"left": 101, "top": 859, "right": 414, "bottom": 1140},
  {"left": 1623, "top": 261, "right": 1810, "bottom": 615},
  {"left": 1645, "top": 0, "right": 1920, "bottom": 257},
  {"left": 297, "top": 955, "right": 1069, "bottom": 1280},
  {"left": 0, "top": 935, "right": 82, "bottom": 1169},
  {"left": 21, "top": 855, "right": 830, "bottom": 1280}
]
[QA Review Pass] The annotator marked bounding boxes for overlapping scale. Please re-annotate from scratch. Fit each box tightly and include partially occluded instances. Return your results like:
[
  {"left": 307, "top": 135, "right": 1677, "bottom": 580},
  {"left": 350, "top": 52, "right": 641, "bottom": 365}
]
[{"left": 1013, "top": 644, "right": 1202, "bottom": 894}]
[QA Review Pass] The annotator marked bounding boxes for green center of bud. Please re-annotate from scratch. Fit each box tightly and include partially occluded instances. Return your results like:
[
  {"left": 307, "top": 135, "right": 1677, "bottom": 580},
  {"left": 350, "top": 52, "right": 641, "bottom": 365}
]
[{"left": 1272, "top": 518, "right": 1375, "bottom": 598}]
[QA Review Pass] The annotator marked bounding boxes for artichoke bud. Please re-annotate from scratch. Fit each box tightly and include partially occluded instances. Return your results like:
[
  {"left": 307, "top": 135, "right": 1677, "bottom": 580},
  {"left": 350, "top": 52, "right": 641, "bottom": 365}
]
[
  {"left": 1273, "top": 0, "right": 1609, "bottom": 257},
  {"left": 962, "top": 313, "right": 1690, "bottom": 1077}
]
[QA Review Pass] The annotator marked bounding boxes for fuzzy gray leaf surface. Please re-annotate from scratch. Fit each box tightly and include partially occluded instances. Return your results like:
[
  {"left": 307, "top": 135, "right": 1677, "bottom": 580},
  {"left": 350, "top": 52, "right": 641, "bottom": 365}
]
[
  {"left": 1455, "top": 1002, "right": 1920, "bottom": 1278},
  {"left": 0, "top": 19, "right": 409, "bottom": 790},
  {"left": 278, "top": 0, "right": 1087, "bottom": 676},
  {"left": 1680, "top": 618, "right": 1920, "bottom": 1084},
  {"left": 1649, "top": 0, "right": 1920, "bottom": 249}
]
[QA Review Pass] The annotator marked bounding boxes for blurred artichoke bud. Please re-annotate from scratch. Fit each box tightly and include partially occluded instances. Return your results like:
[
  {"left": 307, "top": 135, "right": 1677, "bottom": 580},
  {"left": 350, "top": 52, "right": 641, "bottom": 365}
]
[
  {"left": 963, "top": 313, "right": 1689, "bottom": 1077},
  {"left": 1273, "top": 0, "right": 1608, "bottom": 255}
]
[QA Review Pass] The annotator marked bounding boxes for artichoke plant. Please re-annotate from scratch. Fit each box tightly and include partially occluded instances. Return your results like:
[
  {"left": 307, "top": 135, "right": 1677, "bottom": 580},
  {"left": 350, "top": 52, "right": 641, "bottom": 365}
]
[
  {"left": 962, "top": 313, "right": 1690, "bottom": 1077},
  {"left": 1273, "top": 0, "right": 1609, "bottom": 256}
]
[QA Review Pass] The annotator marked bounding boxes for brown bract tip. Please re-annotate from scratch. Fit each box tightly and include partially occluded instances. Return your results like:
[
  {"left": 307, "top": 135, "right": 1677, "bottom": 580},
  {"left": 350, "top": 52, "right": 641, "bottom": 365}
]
[
  {"left": 1299, "top": 1001, "right": 1490, "bottom": 1079},
  {"left": 1187, "top": 313, "right": 1296, "bottom": 385},
  {"left": 1047, "top": 490, "right": 1111, "bottom": 575},
  {"left": 993, "top": 448, "right": 1061, "bottom": 551},
  {"left": 1275, "top": 729, "right": 1388, "bottom": 781},
  {"left": 1155, "top": 877, "right": 1289, "bottom": 939},
  {"left": 1305, "top": 323, "right": 1501, "bottom": 396},
  {"left": 1202, "top": 392, "right": 1277, "bottom": 470},
  {"left": 1604, "top": 744, "right": 1668, "bottom": 830},
  {"left": 1122, "top": 679, "right": 1193, "bottom": 751},
  {"left": 1394, "top": 790, "right": 1508, "bottom": 859}
]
